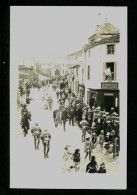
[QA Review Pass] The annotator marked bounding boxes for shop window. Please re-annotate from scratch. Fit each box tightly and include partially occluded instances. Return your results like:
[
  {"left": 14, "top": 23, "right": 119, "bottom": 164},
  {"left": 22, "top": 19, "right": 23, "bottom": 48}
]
[
  {"left": 107, "top": 44, "right": 114, "bottom": 55},
  {"left": 87, "top": 65, "right": 90, "bottom": 80}
]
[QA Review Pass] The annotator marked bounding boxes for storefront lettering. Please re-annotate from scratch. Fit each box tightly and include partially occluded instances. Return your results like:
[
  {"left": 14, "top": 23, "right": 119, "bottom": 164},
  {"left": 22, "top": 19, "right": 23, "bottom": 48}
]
[{"left": 101, "top": 82, "right": 118, "bottom": 89}]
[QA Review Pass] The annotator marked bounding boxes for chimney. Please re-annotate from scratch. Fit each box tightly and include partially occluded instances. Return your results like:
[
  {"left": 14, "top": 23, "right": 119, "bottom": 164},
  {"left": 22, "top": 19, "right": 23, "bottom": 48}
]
[{"left": 97, "top": 25, "right": 100, "bottom": 36}]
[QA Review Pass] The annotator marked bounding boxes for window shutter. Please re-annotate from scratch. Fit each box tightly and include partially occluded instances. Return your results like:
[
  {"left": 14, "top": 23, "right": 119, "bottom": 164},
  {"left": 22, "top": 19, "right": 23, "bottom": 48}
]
[
  {"left": 114, "top": 62, "right": 117, "bottom": 81},
  {"left": 103, "top": 63, "right": 106, "bottom": 81},
  {"left": 106, "top": 45, "right": 108, "bottom": 55},
  {"left": 114, "top": 44, "right": 116, "bottom": 55},
  {"left": 89, "top": 66, "right": 90, "bottom": 80}
]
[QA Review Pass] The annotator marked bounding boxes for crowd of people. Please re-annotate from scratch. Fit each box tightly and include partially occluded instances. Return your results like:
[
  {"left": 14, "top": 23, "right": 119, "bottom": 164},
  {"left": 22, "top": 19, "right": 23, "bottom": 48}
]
[{"left": 18, "top": 74, "right": 120, "bottom": 173}]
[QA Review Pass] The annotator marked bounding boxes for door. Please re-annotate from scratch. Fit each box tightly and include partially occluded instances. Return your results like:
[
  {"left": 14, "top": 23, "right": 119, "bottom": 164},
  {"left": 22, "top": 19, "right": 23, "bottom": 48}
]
[{"left": 104, "top": 96, "right": 114, "bottom": 112}]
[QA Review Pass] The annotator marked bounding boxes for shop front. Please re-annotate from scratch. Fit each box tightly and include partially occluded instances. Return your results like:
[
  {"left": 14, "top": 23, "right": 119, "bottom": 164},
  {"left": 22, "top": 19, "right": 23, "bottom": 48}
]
[{"left": 88, "top": 82, "right": 119, "bottom": 113}]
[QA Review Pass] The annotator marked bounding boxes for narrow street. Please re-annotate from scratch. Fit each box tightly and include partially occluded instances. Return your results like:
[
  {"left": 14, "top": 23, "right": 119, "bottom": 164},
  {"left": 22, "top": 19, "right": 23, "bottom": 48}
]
[{"left": 11, "top": 85, "right": 119, "bottom": 182}]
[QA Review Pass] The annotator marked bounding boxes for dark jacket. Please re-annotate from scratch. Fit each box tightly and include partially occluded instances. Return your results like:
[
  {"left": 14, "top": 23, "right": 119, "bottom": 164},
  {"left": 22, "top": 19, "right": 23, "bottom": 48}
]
[
  {"left": 86, "top": 160, "right": 97, "bottom": 173},
  {"left": 53, "top": 109, "right": 59, "bottom": 119},
  {"left": 61, "top": 110, "right": 68, "bottom": 120},
  {"left": 73, "top": 153, "right": 80, "bottom": 163},
  {"left": 97, "top": 168, "right": 106, "bottom": 173}
]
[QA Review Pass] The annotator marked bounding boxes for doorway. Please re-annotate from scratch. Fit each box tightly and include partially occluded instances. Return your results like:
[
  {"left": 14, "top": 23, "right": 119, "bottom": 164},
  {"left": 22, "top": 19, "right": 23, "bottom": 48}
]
[{"left": 104, "top": 95, "right": 114, "bottom": 112}]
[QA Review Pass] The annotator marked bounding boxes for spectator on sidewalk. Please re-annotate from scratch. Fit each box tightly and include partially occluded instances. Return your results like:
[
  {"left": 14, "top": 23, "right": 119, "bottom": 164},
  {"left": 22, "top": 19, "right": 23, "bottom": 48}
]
[
  {"left": 97, "top": 162, "right": 106, "bottom": 173},
  {"left": 72, "top": 149, "right": 80, "bottom": 172},
  {"left": 86, "top": 156, "right": 98, "bottom": 173},
  {"left": 84, "top": 137, "right": 92, "bottom": 161}
]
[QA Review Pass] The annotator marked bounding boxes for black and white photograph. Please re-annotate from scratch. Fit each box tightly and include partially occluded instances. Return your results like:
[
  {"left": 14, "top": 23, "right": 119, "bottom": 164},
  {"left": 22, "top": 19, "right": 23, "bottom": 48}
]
[{"left": 10, "top": 6, "right": 127, "bottom": 189}]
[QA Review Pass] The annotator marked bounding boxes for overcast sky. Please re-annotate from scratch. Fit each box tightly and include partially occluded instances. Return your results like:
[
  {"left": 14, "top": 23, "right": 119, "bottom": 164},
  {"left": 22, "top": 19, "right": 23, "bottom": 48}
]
[{"left": 10, "top": 6, "right": 126, "bottom": 63}]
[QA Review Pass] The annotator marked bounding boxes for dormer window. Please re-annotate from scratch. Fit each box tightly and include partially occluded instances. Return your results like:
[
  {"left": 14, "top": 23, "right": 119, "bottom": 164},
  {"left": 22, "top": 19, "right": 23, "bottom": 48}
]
[{"left": 107, "top": 44, "right": 115, "bottom": 54}]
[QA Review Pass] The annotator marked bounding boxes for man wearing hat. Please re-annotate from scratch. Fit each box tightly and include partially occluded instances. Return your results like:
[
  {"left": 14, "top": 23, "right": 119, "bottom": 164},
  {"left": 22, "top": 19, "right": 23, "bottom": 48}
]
[
  {"left": 110, "top": 107, "right": 115, "bottom": 115},
  {"left": 97, "top": 162, "right": 106, "bottom": 173},
  {"left": 41, "top": 129, "right": 51, "bottom": 159},
  {"left": 110, "top": 130, "right": 116, "bottom": 144},
  {"left": 80, "top": 116, "right": 89, "bottom": 142},
  {"left": 31, "top": 123, "right": 42, "bottom": 150}
]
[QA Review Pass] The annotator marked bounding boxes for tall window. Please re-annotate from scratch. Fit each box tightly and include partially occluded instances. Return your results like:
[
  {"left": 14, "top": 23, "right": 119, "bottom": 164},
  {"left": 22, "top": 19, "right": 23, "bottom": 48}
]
[
  {"left": 107, "top": 44, "right": 114, "bottom": 54},
  {"left": 88, "top": 50, "right": 90, "bottom": 57},
  {"left": 87, "top": 65, "right": 90, "bottom": 80},
  {"left": 105, "top": 62, "right": 114, "bottom": 80}
]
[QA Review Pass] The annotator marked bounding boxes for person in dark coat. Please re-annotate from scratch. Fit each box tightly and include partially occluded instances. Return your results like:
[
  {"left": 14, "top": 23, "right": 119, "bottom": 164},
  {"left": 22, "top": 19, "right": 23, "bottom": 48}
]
[
  {"left": 110, "top": 107, "right": 115, "bottom": 115},
  {"left": 61, "top": 108, "right": 68, "bottom": 131},
  {"left": 41, "top": 129, "right": 51, "bottom": 159},
  {"left": 86, "top": 156, "right": 98, "bottom": 173},
  {"left": 106, "top": 123, "right": 112, "bottom": 133},
  {"left": 113, "top": 121, "right": 119, "bottom": 137},
  {"left": 77, "top": 106, "right": 83, "bottom": 124},
  {"left": 67, "top": 106, "right": 75, "bottom": 126},
  {"left": 110, "top": 130, "right": 116, "bottom": 144},
  {"left": 26, "top": 95, "right": 31, "bottom": 104},
  {"left": 72, "top": 149, "right": 80, "bottom": 172}
]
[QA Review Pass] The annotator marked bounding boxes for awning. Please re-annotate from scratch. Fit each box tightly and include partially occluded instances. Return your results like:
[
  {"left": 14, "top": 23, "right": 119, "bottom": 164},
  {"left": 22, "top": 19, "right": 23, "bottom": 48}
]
[
  {"left": 68, "top": 64, "right": 80, "bottom": 69},
  {"left": 19, "top": 71, "right": 30, "bottom": 75}
]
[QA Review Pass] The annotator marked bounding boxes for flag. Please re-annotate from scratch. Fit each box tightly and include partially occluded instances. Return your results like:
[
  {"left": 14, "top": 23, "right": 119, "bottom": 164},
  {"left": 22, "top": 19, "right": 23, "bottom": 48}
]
[{"left": 104, "top": 67, "right": 112, "bottom": 76}]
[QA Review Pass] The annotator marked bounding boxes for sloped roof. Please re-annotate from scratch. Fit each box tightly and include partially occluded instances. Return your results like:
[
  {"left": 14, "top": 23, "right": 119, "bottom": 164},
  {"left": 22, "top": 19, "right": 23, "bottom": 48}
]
[
  {"left": 86, "top": 34, "right": 120, "bottom": 50},
  {"left": 67, "top": 49, "right": 83, "bottom": 57},
  {"left": 89, "top": 22, "right": 119, "bottom": 40},
  {"left": 98, "top": 22, "right": 120, "bottom": 35}
]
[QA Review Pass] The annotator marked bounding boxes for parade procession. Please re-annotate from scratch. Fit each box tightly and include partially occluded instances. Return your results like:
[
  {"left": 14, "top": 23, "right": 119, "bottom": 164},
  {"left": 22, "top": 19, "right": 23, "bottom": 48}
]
[
  {"left": 17, "top": 63, "right": 120, "bottom": 173},
  {"left": 13, "top": 13, "right": 122, "bottom": 175}
]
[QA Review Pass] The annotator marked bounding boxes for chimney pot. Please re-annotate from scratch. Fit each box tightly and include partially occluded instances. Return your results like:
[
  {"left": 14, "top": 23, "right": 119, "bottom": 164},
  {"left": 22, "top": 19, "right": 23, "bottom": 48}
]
[{"left": 97, "top": 25, "right": 100, "bottom": 36}]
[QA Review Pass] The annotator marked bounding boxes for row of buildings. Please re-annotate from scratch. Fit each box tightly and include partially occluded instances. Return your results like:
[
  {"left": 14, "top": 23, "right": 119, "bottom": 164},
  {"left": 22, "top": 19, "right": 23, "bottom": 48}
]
[
  {"left": 19, "top": 18, "right": 120, "bottom": 113},
  {"left": 53, "top": 18, "right": 120, "bottom": 113}
]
